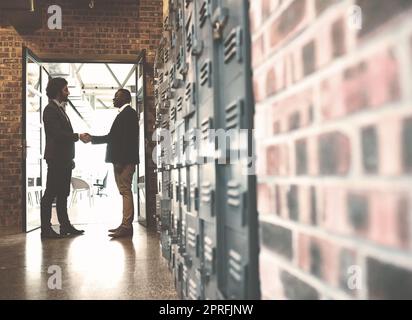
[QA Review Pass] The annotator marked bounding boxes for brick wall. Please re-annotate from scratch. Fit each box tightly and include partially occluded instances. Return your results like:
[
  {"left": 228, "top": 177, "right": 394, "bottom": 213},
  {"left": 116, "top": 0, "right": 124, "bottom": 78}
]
[
  {"left": 0, "top": 0, "right": 163, "bottom": 232},
  {"left": 252, "top": 0, "right": 412, "bottom": 299}
]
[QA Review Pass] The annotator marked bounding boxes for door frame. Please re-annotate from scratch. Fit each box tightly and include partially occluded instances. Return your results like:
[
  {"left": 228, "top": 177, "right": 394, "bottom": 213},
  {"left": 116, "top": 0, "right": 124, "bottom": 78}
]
[
  {"left": 136, "top": 51, "right": 149, "bottom": 227},
  {"left": 22, "top": 47, "right": 44, "bottom": 233},
  {"left": 21, "top": 47, "right": 146, "bottom": 232}
]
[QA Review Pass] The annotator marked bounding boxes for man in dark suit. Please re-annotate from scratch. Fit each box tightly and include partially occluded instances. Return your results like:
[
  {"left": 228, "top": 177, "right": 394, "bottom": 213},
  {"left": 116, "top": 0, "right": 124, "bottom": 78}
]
[
  {"left": 40, "top": 77, "right": 88, "bottom": 239},
  {"left": 84, "top": 89, "right": 139, "bottom": 238}
]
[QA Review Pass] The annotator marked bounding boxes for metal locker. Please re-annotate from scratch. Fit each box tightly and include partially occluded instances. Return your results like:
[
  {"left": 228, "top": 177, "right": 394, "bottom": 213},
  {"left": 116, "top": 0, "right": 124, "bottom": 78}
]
[
  {"left": 171, "top": 168, "right": 181, "bottom": 239},
  {"left": 184, "top": 115, "right": 200, "bottom": 165},
  {"left": 161, "top": 170, "right": 171, "bottom": 198},
  {"left": 199, "top": 112, "right": 214, "bottom": 162},
  {"left": 221, "top": 228, "right": 248, "bottom": 299},
  {"left": 179, "top": 212, "right": 187, "bottom": 254},
  {"left": 154, "top": 0, "right": 260, "bottom": 300},
  {"left": 174, "top": 254, "right": 185, "bottom": 298},
  {"left": 169, "top": 126, "right": 177, "bottom": 167},
  {"left": 218, "top": 163, "right": 248, "bottom": 231},
  {"left": 175, "top": 119, "right": 186, "bottom": 166},
  {"left": 213, "top": 0, "right": 247, "bottom": 87},
  {"left": 160, "top": 197, "right": 172, "bottom": 231},
  {"left": 183, "top": 77, "right": 197, "bottom": 118},
  {"left": 179, "top": 166, "right": 189, "bottom": 215},
  {"left": 188, "top": 165, "right": 199, "bottom": 215},
  {"left": 199, "top": 162, "right": 215, "bottom": 221},
  {"left": 161, "top": 230, "right": 172, "bottom": 261},
  {"left": 194, "top": 0, "right": 216, "bottom": 107},
  {"left": 200, "top": 219, "right": 218, "bottom": 299},
  {"left": 183, "top": 212, "right": 202, "bottom": 300},
  {"left": 213, "top": 0, "right": 260, "bottom": 300}
]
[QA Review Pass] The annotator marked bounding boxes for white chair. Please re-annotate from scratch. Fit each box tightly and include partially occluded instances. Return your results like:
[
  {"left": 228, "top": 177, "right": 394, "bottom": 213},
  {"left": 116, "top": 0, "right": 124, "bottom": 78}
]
[{"left": 70, "top": 177, "right": 93, "bottom": 208}]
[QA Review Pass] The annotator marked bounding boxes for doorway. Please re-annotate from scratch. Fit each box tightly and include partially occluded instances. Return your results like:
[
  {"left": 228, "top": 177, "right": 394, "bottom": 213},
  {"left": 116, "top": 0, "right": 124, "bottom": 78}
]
[{"left": 22, "top": 48, "right": 148, "bottom": 232}]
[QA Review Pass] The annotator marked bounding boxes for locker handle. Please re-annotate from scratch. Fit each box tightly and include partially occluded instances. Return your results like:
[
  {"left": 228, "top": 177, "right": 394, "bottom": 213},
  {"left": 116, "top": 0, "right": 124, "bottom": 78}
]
[
  {"left": 212, "top": 6, "right": 229, "bottom": 40},
  {"left": 182, "top": 253, "right": 192, "bottom": 267},
  {"left": 196, "top": 234, "right": 200, "bottom": 257}
]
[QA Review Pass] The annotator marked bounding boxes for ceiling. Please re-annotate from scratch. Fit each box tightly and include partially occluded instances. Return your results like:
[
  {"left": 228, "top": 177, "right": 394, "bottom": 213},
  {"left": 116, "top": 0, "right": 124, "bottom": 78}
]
[{"left": 43, "top": 62, "right": 141, "bottom": 127}]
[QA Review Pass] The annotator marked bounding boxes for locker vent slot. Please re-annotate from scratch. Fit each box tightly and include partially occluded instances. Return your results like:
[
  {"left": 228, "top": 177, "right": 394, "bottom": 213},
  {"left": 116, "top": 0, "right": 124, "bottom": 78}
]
[
  {"left": 177, "top": 46, "right": 184, "bottom": 70},
  {"left": 171, "top": 105, "right": 176, "bottom": 121},
  {"left": 228, "top": 249, "right": 242, "bottom": 282},
  {"left": 185, "top": 82, "right": 195, "bottom": 105},
  {"left": 200, "top": 60, "right": 212, "bottom": 87},
  {"left": 169, "top": 65, "right": 175, "bottom": 83},
  {"left": 164, "top": 48, "right": 169, "bottom": 64},
  {"left": 199, "top": 0, "right": 210, "bottom": 28},
  {"left": 224, "top": 27, "right": 242, "bottom": 64},
  {"left": 204, "top": 236, "right": 214, "bottom": 263},
  {"left": 187, "top": 227, "right": 197, "bottom": 248},
  {"left": 188, "top": 279, "right": 198, "bottom": 300},
  {"left": 201, "top": 182, "right": 212, "bottom": 203},
  {"left": 201, "top": 117, "right": 212, "bottom": 141},
  {"left": 177, "top": 96, "right": 183, "bottom": 111},
  {"left": 225, "top": 100, "right": 243, "bottom": 130},
  {"left": 227, "top": 180, "right": 241, "bottom": 207}
]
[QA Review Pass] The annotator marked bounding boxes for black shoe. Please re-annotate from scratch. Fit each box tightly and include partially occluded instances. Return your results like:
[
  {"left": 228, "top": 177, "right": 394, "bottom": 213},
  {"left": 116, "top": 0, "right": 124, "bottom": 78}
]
[
  {"left": 60, "top": 225, "right": 85, "bottom": 236},
  {"left": 108, "top": 227, "right": 133, "bottom": 238},
  {"left": 41, "top": 228, "right": 63, "bottom": 239}
]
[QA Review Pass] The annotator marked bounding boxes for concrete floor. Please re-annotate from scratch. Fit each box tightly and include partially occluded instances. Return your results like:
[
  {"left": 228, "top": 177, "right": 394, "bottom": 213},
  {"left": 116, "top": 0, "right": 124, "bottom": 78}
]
[{"left": 0, "top": 223, "right": 179, "bottom": 300}]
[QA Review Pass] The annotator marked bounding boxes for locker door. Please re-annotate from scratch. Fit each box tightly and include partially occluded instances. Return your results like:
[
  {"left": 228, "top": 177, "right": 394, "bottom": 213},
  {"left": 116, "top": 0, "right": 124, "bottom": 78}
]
[
  {"left": 200, "top": 219, "right": 218, "bottom": 299},
  {"left": 214, "top": 0, "right": 260, "bottom": 300},
  {"left": 184, "top": 212, "right": 202, "bottom": 300},
  {"left": 199, "top": 162, "right": 215, "bottom": 221}
]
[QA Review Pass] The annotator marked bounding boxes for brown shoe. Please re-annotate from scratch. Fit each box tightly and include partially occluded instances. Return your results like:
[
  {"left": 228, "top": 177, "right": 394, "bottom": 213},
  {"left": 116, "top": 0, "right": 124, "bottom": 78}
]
[
  {"left": 108, "top": 226, "right": 121, "bottom": 233},
  {"left": 109, "top": 226, "right": 133, "bottom": 238}
]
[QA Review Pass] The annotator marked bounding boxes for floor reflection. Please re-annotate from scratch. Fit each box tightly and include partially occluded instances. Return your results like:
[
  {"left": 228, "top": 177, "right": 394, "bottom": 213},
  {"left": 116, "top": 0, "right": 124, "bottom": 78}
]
[{"left": 0, "top": 223, "right": 178, "bottom": 300}]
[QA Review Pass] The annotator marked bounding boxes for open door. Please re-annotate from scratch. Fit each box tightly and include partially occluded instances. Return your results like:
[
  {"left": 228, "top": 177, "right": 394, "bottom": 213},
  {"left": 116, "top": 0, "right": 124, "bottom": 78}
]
[
  {"left": 136, "top": 51, "right": 147, "bottom": 226},
  {"left": 22, "top": 47, "right": 46, "bottom": 232}
]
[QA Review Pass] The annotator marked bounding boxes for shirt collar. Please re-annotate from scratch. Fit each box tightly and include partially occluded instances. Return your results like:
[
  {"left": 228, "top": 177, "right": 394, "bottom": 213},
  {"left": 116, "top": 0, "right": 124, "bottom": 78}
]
[
  {"left": 53, "top": 99, "right": 66, "bottom": 110},
  {"left": 118, "top": 103, "right": 129, "bottom": 113}
]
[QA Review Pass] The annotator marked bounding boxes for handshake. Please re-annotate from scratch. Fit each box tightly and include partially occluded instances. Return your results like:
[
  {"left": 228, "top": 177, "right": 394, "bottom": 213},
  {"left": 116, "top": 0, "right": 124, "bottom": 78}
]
[{"left": 79, "top": 133, "right": 92, "bottom": 143}]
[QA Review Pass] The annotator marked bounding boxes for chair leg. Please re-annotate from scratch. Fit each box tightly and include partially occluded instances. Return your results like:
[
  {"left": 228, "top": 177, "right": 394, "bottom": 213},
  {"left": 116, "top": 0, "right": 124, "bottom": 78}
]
[
  {"left": 28, "top": 193, "right": 33, "bottom": 207},
  {"left": 70, "top": 190, "right": 77, "bottom": 208},
  {"left": 88, "top": 190, "right": 92, "bottom": 207}
]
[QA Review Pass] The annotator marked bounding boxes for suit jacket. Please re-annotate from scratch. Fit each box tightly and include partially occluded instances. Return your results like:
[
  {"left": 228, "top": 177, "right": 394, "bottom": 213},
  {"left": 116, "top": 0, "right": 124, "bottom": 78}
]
[
  {"left": 92, "top": 105, "right": 139, "bottom": 165},
  {"left": 43, "top": 100, "right": 79, "bottom": 163}
]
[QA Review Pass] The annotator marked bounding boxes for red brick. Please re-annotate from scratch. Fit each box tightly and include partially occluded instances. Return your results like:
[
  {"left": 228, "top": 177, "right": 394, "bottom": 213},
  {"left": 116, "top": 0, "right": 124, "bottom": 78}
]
[
  {"left": 369, "top": 191, "right": 410, "bottom": 249},
  {"left": 252, "top": 35, "right": 264, "bottom": 68},
  {"left": 320, "top": 186, "right": 350, "bottom": 234},
  {"left": 378, "top": 116, "right": 402, "bottom": 176},
  {"left": 269, "top": 0, "right": 308, "bottom": 51},
  {"left": 320, "top": 48, "right": 400, "bottom": 122},
  {"left": 266, "top": 144, "right": 289, "bottom": 176},
  {"left": 318, "top": 131, "right": 351, "bottom": 175},
  {"left": 258, "top": 183, "right": 274, "bottom": 215}
]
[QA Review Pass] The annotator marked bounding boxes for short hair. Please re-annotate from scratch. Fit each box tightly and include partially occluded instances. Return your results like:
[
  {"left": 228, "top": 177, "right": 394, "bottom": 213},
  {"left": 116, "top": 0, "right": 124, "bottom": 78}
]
[
  {"left": 46, "top": 77, "right": 68, "bottom": 99},
  {"left": 118, "top": 89, "right": 132, "bottom": 103}
]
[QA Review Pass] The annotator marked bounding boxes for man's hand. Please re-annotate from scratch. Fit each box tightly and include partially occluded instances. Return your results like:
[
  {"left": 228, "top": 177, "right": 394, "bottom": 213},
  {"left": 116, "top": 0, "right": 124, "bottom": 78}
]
[{"left": 80, "top": 133, "right": 92, "bottom": 143}]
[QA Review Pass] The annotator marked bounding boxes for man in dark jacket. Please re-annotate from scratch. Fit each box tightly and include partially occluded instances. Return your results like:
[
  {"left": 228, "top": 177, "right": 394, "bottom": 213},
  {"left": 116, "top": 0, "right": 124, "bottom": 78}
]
[
  {"left": 85, "top": 89, "right": 139, "bottom": 238},
  {"left": 41, "top": 77, "right": 88, "bottom": 239}
]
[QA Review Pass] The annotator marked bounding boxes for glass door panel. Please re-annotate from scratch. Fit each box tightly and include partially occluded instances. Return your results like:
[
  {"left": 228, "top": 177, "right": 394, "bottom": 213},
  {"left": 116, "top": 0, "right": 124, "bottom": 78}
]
[
  {"left": 137, "top": 55, "right": 147, "bottom": 226},
  {"left": 24, "top": 49, "right": 43, "bottom": 232}
]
